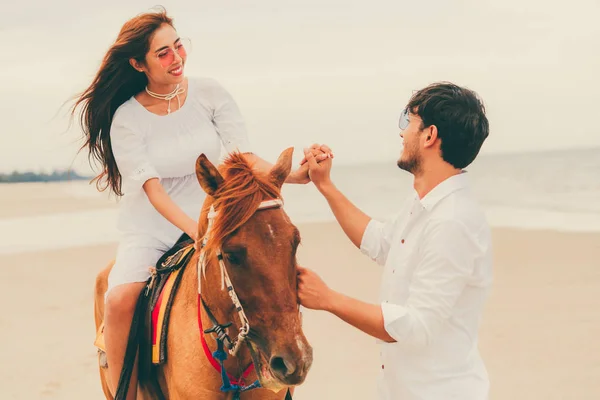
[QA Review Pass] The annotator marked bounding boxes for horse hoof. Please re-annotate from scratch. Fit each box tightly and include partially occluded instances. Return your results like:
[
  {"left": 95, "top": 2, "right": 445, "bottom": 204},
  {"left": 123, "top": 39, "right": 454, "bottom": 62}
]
[{"left": 98, "top": 349, "right": 108, "bottom": 369}]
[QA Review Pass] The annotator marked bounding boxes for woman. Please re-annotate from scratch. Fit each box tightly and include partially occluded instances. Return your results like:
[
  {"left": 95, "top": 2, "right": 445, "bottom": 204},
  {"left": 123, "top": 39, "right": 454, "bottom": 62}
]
[{"left": 71, "top": 7, "right": 329, "bottom": 398}]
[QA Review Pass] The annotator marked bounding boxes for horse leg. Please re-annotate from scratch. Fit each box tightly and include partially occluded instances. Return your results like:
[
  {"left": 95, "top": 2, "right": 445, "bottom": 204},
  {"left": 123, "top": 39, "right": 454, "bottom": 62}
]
[{"left": 95, "top": 261, "right": 115, "bottom": 399}]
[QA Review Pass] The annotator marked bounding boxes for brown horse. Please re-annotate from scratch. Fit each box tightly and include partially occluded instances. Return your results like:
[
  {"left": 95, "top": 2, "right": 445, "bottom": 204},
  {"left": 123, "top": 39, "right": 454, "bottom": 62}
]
[{"left": 94, "top": 148, "right": 313, "bottom": 399}]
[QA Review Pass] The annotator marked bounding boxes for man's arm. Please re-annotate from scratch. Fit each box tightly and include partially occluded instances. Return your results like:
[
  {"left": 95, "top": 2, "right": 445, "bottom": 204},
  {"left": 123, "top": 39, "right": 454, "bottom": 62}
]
[
  {"left": 297, "top": 266, "right": 394, "bottom": 342},
  {"left": 304, "top": 149, "right": 397, "bottom": 265},
  {"left": 298, "top": 218, "right": 484, "bottom": 347},
  {"left": 303, "top": 149, "right": 371, "bottom": 248},
  {"left": 327, "top": 290, "right": 396, "bottom": 343},
  {"left": 317, "top": 182, "right": 371, "bottom": 248}
]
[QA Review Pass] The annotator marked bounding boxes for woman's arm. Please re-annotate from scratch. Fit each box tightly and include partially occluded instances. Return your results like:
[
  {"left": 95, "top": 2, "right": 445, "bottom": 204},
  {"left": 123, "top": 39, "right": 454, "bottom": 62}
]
[
  {"left": 244, "top": 150, "right": 331, "bottom": 184},
  {"left": 143, "top": 178, "right": 198, "bottom": 239},
  {"left": 140, "top": 153, "right": 323, "bottom": 241},
  {"left": 244, "top": 152, "right": 328, "bottom": 184},
  {"left": 110, "top": 118, "right": 197, "bottom": 238}
]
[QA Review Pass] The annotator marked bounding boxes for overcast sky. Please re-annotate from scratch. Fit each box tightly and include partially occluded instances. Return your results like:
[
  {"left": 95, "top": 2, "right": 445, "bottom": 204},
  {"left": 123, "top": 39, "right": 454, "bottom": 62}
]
[{"left": 1, "top": 0, "right": 599, "bottom": 173}]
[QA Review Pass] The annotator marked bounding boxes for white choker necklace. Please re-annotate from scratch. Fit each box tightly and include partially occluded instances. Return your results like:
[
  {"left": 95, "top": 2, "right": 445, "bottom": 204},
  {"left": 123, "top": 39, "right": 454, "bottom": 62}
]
[{"left": 145, "top": 84, "right": 186, "bottom": 114}]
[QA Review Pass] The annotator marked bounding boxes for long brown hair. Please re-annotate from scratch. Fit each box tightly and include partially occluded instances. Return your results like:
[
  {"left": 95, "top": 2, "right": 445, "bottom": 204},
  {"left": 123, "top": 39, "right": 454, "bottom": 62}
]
[{"left": 71, "top": 7, "right": 174, "bottom": 196}]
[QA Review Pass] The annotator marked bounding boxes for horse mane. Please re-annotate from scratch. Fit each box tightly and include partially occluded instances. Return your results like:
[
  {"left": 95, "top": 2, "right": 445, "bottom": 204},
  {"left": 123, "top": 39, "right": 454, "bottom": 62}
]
[{"left": 200, "top": 152, "right": 282, "bottom": 257}]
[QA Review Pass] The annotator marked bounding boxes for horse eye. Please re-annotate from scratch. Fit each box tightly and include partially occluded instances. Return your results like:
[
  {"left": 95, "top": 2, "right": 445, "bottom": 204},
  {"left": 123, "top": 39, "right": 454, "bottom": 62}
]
[
  {"left": 223, "top": 247, "right": 246, "bottom": 266},
  {"left": 226, "top": 252, "right": 241, "bottom": 265}
]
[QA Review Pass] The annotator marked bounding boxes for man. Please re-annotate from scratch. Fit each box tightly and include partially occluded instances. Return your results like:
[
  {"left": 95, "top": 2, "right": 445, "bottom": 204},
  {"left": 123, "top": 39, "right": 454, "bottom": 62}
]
[{"left": 297, "top": 82, "right": 492, "bottom": 399}]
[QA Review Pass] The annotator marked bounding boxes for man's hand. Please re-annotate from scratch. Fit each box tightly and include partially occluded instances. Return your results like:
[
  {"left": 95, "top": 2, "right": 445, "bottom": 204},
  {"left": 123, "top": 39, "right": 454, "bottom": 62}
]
[
  {"left": 303, "top": 147, "right": 333, "bottom": 190},
  {"left": 298, "top": 265, "right": 395, "bottom": 343},
  {"left": 297, "top": 266, "right": 336, "bottom": 311}
]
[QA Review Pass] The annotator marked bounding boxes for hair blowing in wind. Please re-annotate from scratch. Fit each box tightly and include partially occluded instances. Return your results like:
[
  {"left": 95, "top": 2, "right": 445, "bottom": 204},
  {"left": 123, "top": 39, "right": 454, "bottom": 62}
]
[{"left": 70, "top": 8, "right": 173, "bottom": 196}]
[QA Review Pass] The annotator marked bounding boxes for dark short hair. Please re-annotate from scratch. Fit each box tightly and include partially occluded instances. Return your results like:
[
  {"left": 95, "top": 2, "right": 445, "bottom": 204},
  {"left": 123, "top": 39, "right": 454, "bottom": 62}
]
[{"left": 408, "top": 82, "right": 489, "bottom": 169}]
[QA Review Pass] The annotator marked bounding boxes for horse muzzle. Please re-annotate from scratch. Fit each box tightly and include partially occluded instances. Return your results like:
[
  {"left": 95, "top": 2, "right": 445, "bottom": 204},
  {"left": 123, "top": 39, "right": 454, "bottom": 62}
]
[
  {"left": 269, "top": 348, "right": 313, "bottom": 385},
  {"left": 252, "top": 337, "right": 314, "bottom": 391}
]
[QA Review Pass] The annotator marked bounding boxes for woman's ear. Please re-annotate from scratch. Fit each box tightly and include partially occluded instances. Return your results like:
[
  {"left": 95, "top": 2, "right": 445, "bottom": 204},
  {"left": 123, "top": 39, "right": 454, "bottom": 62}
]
[{"left": 129, "top": 58, "right": 145, "bottom": 73}]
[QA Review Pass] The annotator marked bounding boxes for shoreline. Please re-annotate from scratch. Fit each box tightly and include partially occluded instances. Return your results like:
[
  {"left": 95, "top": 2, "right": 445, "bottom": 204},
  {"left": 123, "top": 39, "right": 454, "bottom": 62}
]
[{"left": 2, "top": 219, "right": 600, "bottom": 257}]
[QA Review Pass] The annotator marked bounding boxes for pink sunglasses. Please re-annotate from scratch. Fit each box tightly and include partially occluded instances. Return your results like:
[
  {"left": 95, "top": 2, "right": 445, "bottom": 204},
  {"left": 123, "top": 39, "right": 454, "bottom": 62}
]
[{"left": 153, "top": 38, "right": 192, "bottom": 68}]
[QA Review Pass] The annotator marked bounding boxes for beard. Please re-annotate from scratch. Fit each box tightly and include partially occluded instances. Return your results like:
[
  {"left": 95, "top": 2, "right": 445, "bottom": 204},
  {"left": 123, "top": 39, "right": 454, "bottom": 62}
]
[{"left": 396, "top": 146, "right": 422, "bottom": 174}]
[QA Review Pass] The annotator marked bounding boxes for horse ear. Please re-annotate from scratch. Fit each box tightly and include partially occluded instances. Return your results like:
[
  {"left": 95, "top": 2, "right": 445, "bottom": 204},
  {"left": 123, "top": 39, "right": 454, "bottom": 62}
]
[
  {"left": 269, "top": 147, "right": 294, "bottom": 189},
  {"left": 195, "top": 154, "right": 225, "bottom": 196}
]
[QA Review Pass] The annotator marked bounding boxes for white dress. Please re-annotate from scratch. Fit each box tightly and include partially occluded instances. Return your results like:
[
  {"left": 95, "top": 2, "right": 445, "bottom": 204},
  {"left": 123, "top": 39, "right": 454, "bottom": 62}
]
[{"left": 106, "top": 77, "right": 251, "bottom": 295}]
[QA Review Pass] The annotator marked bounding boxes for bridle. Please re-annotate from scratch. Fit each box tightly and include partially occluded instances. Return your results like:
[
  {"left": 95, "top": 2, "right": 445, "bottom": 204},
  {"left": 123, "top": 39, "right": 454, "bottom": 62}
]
[
  {"left": 196, "top": 198, "right": 291, "bottom": 398},
  {"left": 197, "top": 198, "right": 284, "bottom": 356}
]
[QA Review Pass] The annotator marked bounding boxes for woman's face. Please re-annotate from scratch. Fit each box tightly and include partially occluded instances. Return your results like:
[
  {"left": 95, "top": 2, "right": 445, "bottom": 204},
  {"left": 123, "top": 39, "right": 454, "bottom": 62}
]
[{"left": 141, "top": 23, "right": 189, "bottom": 86}]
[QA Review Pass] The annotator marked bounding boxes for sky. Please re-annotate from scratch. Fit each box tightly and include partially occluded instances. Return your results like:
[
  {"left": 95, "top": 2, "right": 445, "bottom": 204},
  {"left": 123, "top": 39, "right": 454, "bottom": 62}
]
[{"left": 1, "top": 0, "right": 599, "bottom": 173}]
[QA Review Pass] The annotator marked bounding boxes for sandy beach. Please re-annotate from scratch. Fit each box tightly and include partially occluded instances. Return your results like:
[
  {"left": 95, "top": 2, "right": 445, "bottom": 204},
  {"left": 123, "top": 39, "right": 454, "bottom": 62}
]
[{"left": 1, "top": 189, "right": 599, "bottom": 399}]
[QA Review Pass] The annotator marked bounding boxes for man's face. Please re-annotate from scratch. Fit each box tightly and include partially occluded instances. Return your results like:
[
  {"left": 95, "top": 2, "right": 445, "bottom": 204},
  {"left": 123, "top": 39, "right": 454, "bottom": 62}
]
[{"left": 397, "top": 110, "right": 424, "bottom": 174}]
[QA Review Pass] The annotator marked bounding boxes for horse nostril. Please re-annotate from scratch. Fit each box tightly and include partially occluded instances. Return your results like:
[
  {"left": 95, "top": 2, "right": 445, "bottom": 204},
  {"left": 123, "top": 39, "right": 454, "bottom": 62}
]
[{"left": 270, "top": 355, "right": 296, "bottom": 377}]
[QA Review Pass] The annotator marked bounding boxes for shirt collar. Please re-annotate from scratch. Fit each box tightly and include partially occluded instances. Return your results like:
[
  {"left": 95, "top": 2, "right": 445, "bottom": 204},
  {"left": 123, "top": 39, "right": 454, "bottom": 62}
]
[{"left": 416, "top": 171, "right": 470, "bottom": 211}]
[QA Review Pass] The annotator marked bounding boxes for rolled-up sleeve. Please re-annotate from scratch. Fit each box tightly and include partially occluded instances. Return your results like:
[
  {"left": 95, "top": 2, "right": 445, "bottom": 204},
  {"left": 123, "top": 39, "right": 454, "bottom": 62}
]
[
  {"left": 382, "top": 219, "right": 480, "bottom": 347},
  {"left": 206, "top": 79, "right": 252, "bottom": 154},
  {"left": 110, "top": 118, "right": 160, "bottom": 194},
  {"left": 360, "top": 214, "right": 398, "bottom": 266}
]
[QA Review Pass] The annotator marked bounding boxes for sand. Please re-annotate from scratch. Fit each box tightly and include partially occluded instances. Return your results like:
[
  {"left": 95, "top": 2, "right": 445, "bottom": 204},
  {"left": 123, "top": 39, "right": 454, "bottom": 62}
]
[{"left": 1, "top": 192, "right": 599, "bottom": 399}]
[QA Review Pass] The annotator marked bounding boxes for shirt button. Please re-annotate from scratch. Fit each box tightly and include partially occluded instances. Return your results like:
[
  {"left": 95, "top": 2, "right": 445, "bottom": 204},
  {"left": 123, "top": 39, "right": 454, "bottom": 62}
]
[
  {"left": 382, "top": 364, "right": 385, "bottom": 370},
  {"left": 401, "top": 239, "right": 405, "bottom": 244}
]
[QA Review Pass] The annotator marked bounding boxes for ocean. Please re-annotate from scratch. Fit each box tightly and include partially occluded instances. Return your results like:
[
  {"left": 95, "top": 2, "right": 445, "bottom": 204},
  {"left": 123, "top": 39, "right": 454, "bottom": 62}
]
[
  {"left": 282, "top": 147, "right": 600, "bottom": 227},
  {"left": 1, "top": 148, "right": 599, "bottom": 255}
]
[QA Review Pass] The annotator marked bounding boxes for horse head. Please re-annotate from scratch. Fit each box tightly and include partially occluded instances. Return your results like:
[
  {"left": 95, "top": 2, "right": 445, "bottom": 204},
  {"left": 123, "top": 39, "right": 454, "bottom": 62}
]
[{"left": 195, "top": 147, "right": 313, "bottom": 392}]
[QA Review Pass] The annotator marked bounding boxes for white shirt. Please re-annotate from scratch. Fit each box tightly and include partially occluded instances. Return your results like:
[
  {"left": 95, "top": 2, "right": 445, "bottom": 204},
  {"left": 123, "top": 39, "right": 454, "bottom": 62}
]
[
  {"left": 110, "top": 77, "right": 251, "bottom": 245},
  {"left": 360, "top": 172, "right": 492, "bottom": 400}
]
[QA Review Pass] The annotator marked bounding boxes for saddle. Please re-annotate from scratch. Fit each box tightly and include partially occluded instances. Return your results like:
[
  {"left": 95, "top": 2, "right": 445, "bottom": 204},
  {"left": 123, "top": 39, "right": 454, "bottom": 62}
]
[
  {"left": 94, "top": 234, "right": 196, "bottom": 387},
  {"left": 147, "top": 234, "right": 196, "bottom": 365}
]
